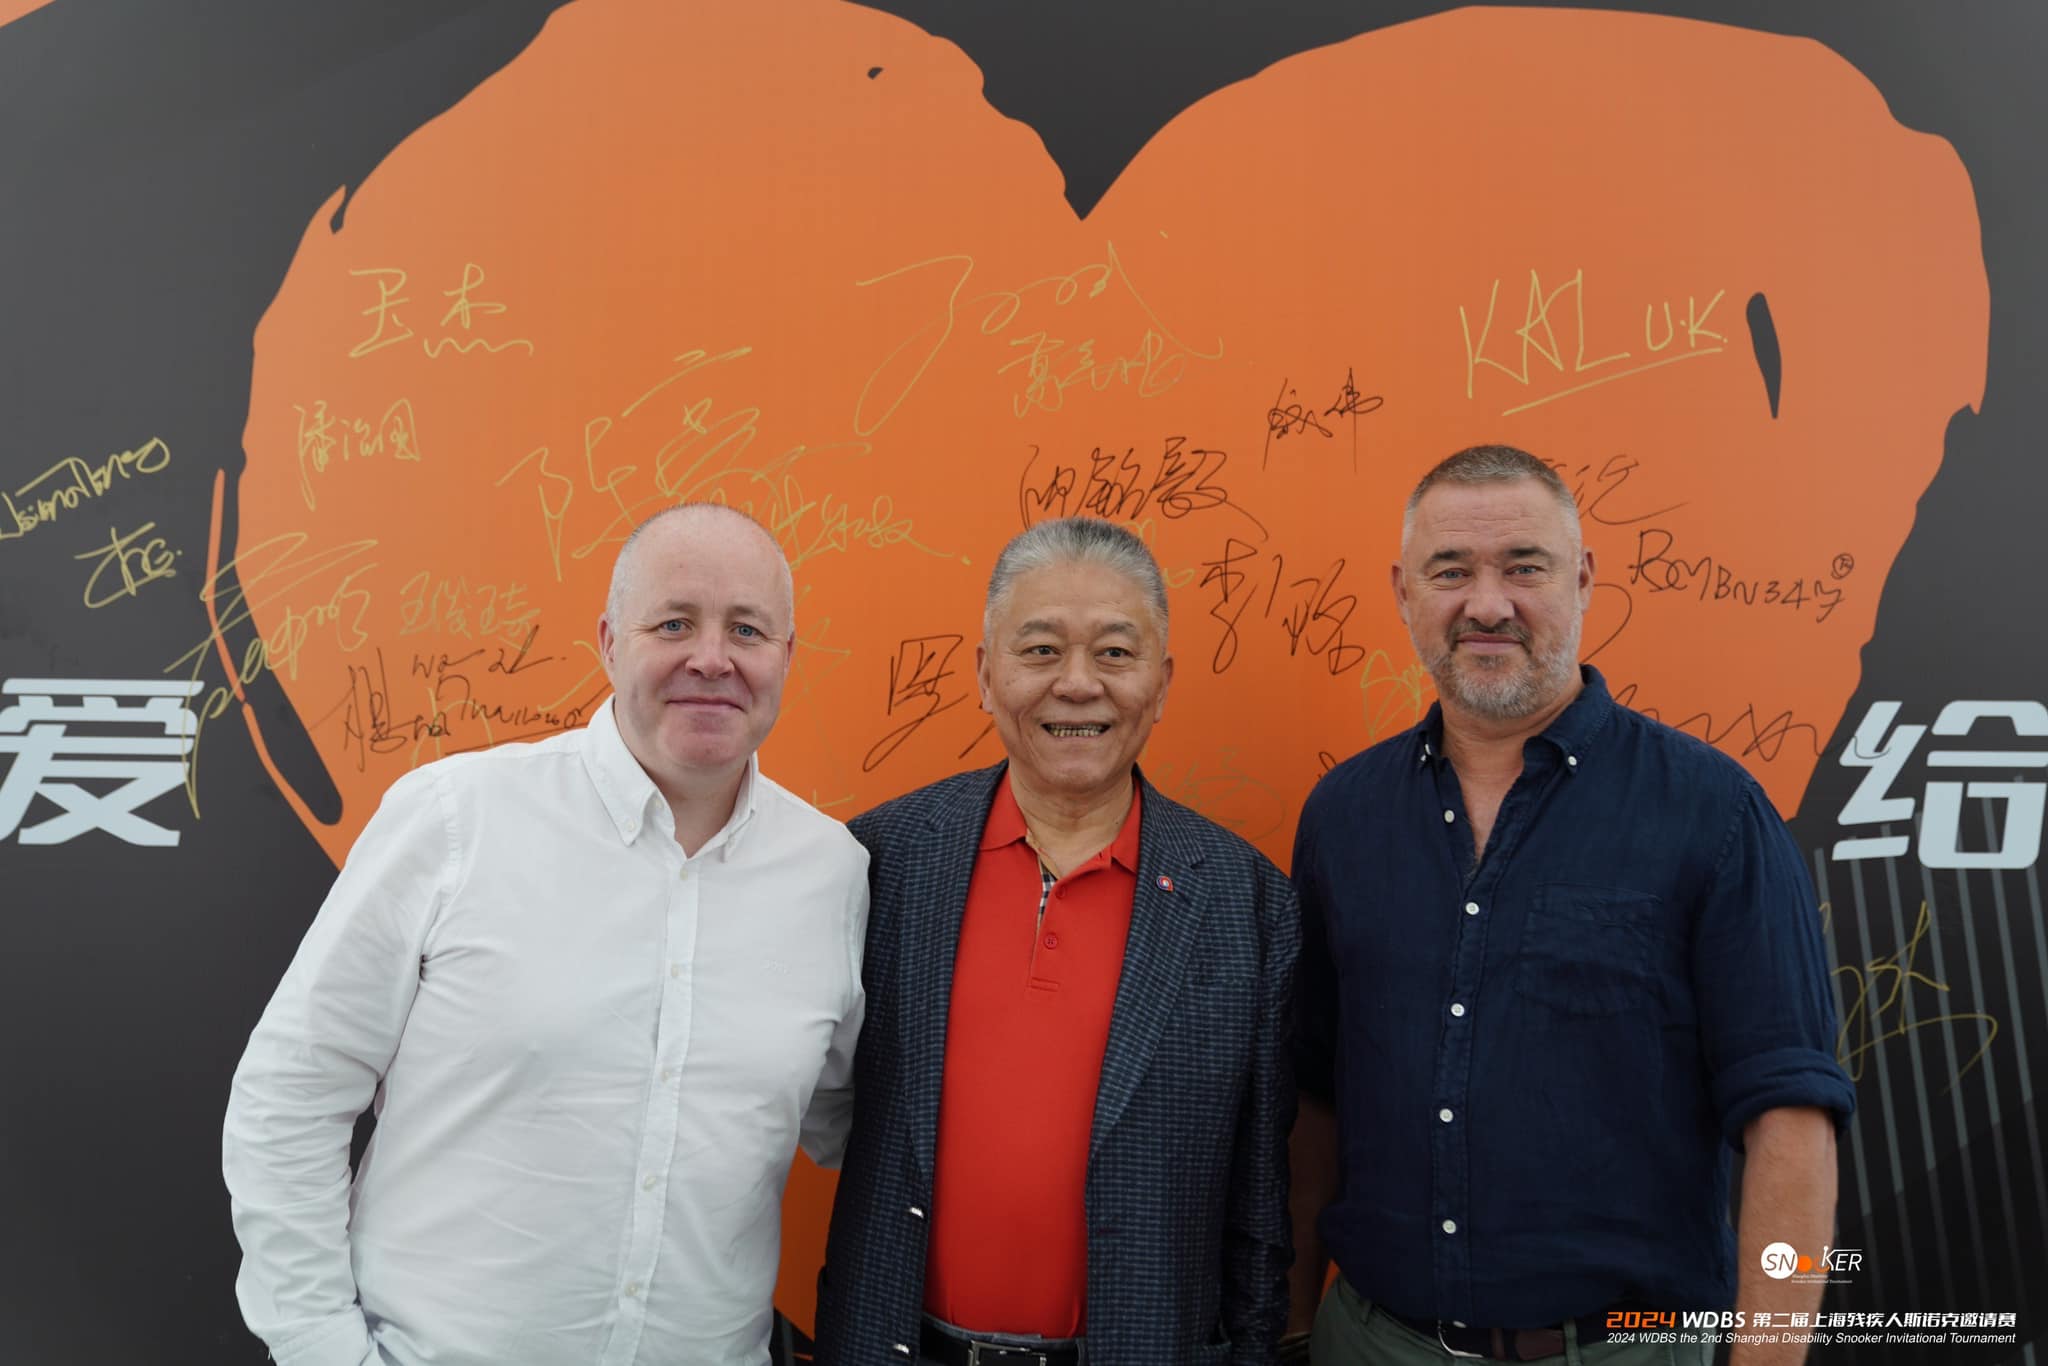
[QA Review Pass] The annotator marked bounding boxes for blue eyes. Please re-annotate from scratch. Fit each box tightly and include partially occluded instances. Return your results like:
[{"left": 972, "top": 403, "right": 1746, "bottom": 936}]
[{"left": 655, "top": 619, "right": 769, "bottom": 643}]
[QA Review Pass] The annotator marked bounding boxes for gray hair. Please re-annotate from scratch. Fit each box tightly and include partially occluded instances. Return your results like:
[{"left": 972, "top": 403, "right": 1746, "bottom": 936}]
[
  {"left": 984, "top": 517, "right": 1169, "bottom": 643},
  {"left": 605, "top": 502, "right": 794, "bottom": 627},
  {"left": 1401, "top": 444, "right": 1578, "bottom": 552}
]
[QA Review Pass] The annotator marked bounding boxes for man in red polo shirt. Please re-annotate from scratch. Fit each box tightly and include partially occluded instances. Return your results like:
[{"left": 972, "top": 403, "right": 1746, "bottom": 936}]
[{"left": 817, "top": 516, "right": 1298, "bottom": 1366}]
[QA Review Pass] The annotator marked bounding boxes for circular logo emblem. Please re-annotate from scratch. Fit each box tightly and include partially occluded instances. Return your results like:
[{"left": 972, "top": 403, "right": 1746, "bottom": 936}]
[{"left": 1762, "top": 1241, "right": 1798, "bottom": 1279}]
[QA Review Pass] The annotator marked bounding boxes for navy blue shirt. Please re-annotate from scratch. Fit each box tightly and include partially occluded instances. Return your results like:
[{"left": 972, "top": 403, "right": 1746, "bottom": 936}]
[{"left": 1292, "top": 667, "right": 1854, "bottom": 1328}]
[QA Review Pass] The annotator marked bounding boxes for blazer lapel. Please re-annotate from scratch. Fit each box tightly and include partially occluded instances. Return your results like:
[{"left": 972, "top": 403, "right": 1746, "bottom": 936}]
[
  {"left": 1089, "top": 773, "right": 1208, "bottom": 1162},
  {"left": 905, "top": 764, "right": 1006, "bottom": 1183}
]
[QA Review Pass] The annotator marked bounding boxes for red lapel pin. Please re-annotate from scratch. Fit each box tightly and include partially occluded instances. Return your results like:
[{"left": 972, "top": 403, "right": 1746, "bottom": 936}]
[{"left": 1156, "top": 874, "right": 1175, "bottom": 892}]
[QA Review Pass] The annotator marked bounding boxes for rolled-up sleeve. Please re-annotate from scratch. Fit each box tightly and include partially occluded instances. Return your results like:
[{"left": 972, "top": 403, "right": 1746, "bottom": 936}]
[
  {"left": 1692, "top": 780, "right": 1856, "bottom": 1145},
  {"left": 222, "top": 766, "right": 452, "bottom": 1366}
]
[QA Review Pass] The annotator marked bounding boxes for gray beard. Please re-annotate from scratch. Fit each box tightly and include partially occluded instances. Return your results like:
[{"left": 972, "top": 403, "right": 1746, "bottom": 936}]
[{"left": 1422, "top": 621, "right": 1583, "bottom": 721}]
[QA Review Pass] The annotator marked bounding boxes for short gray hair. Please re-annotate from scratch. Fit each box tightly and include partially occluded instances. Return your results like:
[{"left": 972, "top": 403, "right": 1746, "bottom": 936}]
[
  {"left": 605, "top": 502, "right": 793, "bottom": 627},
  {"left": 984, "top": 517, "right": 1169, "bottom": 643},
  {"left": 1402, "top": 444, "right": 1578, "bottom": 551}
]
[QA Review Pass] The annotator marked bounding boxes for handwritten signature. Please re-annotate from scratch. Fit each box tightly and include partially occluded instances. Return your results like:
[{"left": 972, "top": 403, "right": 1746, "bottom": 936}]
[
  {"left": 863, "top": 634, "right": 969, "bottom": 772},
  {"left": 1145, "top": 748, "right": 1289, "bottom": 841},
  {"left": 294, "top": 398, "right": 423, "bottom": 510},
  {"left": 1358, "top": 648, "right": 1432, "bottom": 742},
  {"left": 397, "top": 570, "right": 540, "bottom": 644},
  {"left": 1200, "top": 537, "right": 1366, "bottom": 677},
  {"left": 853, "top": 244, "right": 1222, "bottom": 434},
  {"left": 76, "top": 522, "right": 180, "bottom": 607},
  {"left": 164, "top": 528, "right": 380, "bottom": 813},
  {"left": 1, "top": 438, "right": 171, "bottom": 544},
  {"left": 1460, "top": 268, "right": 1725, "bottom": 416},
  {"left": 1551, "top": 451, "right": 1686, "bottom": 528},
  {"left": 349, "top": 263, "right": 535, "bottom": 361},
  {"left": 1826, "top": 899, "right": 1998, "bottom": 1092},
  {"left": 1626, "top": 527, "right": 1847, "bottom": 624},
  {"left": 329, "top": 632, "right": 589, "bottom": 769},
  {"left": 1263, "top": 369, "right": 1383, "bottom": 471},
  {"left": 1610, "top": 680, "right": 1821, "bottom": 763},
  {"left": 1018, "top": 436, "right": 1266, "bottom": 537}
]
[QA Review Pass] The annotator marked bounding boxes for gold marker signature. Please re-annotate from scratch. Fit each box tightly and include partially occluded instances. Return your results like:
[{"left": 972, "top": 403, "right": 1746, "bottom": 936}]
[
  {"left": 1826, "top": 899, "right": 1999, "bottom": 1093},
  {"left": 76, "top": 522, "right": 180, "bottom": 607}
]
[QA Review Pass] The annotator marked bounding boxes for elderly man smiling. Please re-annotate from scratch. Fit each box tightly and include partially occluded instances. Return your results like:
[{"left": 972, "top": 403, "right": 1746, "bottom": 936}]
[{"left": 816, "top": 516, "right": 1298, "bottom": 1366}]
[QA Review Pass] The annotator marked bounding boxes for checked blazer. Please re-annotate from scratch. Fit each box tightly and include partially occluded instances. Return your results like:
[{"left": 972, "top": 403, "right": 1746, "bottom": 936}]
[{"left": 814, "top": 763, "right": 1298, "bottom": 1366}]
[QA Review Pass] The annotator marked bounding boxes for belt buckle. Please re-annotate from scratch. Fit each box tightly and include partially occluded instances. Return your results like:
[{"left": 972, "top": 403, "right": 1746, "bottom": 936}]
[{"left": 967, "top": 1344, "right": 1047, "bottom": 1366}]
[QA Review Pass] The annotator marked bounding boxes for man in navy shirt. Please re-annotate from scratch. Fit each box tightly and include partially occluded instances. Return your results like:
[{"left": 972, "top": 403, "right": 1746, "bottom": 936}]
[{"left": 1286, "top": 445, "right": 1854, "bottom": 1365}]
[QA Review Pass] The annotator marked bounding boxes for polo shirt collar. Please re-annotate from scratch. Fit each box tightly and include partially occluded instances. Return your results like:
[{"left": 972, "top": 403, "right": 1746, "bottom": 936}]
[
  {"left": 981, "top": 767, "right": 1144, "bottom": 873},
  {"left": 584, "top": 697, "right": 761, "bottom": 855}
]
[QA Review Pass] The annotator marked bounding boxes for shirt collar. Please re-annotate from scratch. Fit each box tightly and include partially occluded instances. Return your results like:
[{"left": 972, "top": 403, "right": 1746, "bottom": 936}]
[
  {"left": 981, "top": 768, "right": 1144, "bottom": 873},
  {"left": 1412, "top": 664, "right": 1616, "bottom": 775},
  {"left": 584, "top": 697, "right": 761, "bottom": 857}
]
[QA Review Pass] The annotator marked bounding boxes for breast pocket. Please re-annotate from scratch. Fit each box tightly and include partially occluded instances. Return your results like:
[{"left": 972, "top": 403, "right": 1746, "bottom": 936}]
[{"left": 1514, "top": 883, "right": 1664, "bottom": 1016}]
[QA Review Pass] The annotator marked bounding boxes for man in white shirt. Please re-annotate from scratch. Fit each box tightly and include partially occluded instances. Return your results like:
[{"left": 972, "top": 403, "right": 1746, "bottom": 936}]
[{"left": 223, "top": 504, "right": 869, "bottom": 1366}]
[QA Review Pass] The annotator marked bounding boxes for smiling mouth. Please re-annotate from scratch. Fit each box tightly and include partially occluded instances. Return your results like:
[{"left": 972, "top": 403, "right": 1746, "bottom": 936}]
[
  {"left": 1455, "top": 633, "right": 1526, "bottom": 650},
  {"left": 1044, "top": 723, "right": 1109, "bottom": 738}
]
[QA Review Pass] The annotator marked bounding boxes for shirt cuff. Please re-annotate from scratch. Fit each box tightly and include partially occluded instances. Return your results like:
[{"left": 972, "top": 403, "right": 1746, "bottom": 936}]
[
  {"left": 1711, "top": 1044, "right": 1857, "bottom": 1147},
  {"left": 269, "top": 1307, "right": 377, "bottom": 1366}
]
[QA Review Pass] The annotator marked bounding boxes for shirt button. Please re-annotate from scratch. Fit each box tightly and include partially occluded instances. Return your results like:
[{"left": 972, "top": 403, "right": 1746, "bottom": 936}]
[
  {"left": 624, "top": 1282, "right": 640, "bottom": 1297},
  {"left": 1442, "top": 1219, "right": 1458, "bottom": 1235},
  {"left": 1043, "top": 933, "right": 1059, "bottom": 949},
  {"left": 1450, "top": 1003, "right": 1466, "bottom": 1017},
  {"left": 670, "top": 963, "right": 681, "bottom": 978},
  {"left": 1464, "top": 901, "right": 1480, "bottom": 916},
  {"left": 908, "top": 1205, "right": 926, "bottom": 1219},
  {"left": 1567, "top": 754, "right": 1579, "bottom": 767},
  {"left": 660, "top": 1067, "right": 674, "bottom": 1082},
  {"left": 1439, "top": 1108, "right": 1455, "bottom": 1123},
  {"left": 892, "top": 1346, "right": 913, "bottom": 1358},
  {"left": 1443, "top": 809, "right": 1456, "bottom": 823},
  {"left": 642, "top": 1174, "right": 657, "bottom": 1191}
]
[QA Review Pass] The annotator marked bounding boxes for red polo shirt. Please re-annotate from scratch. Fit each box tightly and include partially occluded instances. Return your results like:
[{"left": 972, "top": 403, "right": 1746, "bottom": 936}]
[{"left": 922, "top": 773, "right": 1141, "bottom": 1336}]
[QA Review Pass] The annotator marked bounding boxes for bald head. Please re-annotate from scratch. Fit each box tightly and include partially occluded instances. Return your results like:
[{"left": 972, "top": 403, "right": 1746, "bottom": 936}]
[{"left": 605, "top": 503, "right": 794, "bottom": 631}]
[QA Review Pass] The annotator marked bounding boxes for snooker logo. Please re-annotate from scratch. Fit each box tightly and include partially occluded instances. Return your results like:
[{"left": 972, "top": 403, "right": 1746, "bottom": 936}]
[{"left": 1762, "top": 1242, "right": 1863, "bottom": 1280}]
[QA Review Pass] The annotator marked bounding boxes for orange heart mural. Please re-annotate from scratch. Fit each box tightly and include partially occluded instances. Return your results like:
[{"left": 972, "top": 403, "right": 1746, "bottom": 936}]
[{"left": 207, "top": 0, "right": 1983, "bottom": 1330}]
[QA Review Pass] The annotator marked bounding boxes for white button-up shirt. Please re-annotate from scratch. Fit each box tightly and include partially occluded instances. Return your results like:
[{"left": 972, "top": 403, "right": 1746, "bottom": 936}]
[{"left": 223, "top": 700, "right": 868, "bottom": 1366}]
